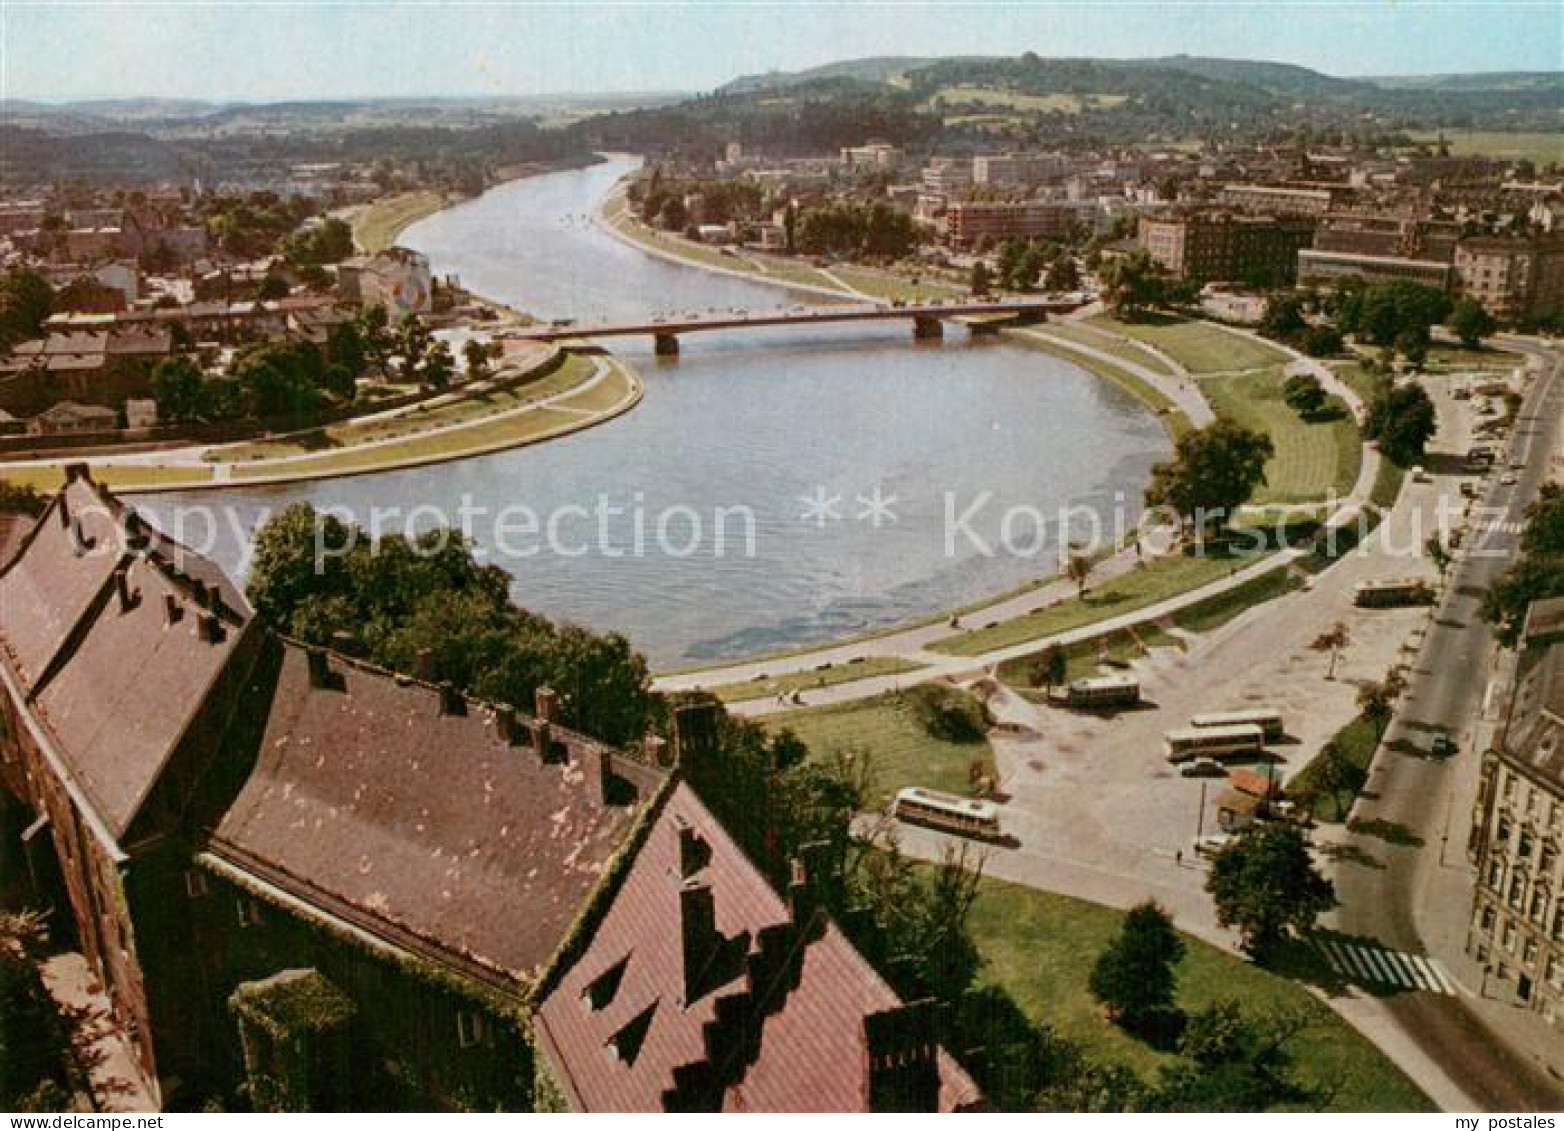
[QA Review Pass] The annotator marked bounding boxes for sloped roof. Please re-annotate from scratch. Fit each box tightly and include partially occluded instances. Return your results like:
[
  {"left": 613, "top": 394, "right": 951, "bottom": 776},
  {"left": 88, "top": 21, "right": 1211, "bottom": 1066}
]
[
  {"left": 1503, "top": 639, "right": 1564, "bottom": 794},
  {"left": 534, "top": 783, "right": 979, "bottom": 1112},
  {"left": 0, "top": 469, "right": 253, "bottom": 840},
  {"left": 210, "top": 643, "right": 657, "bottom": 988}
]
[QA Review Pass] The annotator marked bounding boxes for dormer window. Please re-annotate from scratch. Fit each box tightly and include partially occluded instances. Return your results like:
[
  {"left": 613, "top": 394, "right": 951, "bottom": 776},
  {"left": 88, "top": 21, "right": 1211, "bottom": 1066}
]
[
  {"left": 583, "top": 956, "right": 629, "bottom": 1012},
  {"left": 607, "top": 1002, "right": 656, "bottom": 1066}
]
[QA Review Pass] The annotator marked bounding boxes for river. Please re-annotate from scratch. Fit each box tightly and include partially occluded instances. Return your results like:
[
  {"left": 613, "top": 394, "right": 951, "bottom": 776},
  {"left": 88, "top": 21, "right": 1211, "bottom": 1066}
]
[{"left": 138, "top": 156, "right": 1169, "bottom": 668}]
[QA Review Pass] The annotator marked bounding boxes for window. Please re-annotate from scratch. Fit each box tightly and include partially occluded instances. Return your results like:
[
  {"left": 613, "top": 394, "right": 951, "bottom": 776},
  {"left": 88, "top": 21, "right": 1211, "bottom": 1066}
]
[
  {"left": 1520, "top": 830, "right": 1535, "bottom": 861},
  {"left": 1549, "top": 955, "right": 1564, "bottom": 992},
  {"left": 1480, "top": 905, "right": 1497, "bottom": 933},
  {"left": 1531, "top": 887, "right": 1549, "bottom": 923},
  {"left": 184, "top": 870, "right": 210, "bottom": 899},
  {"left": 1509, "top": 872, "right": 1527, "bottom": 909},
  {"left": 1503, "top": 921, "right": 1516, "bottom": 953},
  {"left": 456, "top": 1009, "right": 487, "bottom": 1049},
  {"left": 235, "top": 897, "right": 262, "bottom": 928},
  {"left": 1523, "top": 937, "right": 1538, "bottom": 966}
]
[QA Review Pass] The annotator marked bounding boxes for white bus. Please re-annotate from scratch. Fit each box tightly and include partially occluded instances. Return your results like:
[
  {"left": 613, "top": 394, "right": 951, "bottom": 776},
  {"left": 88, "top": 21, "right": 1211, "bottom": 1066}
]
[
  {"left": 1190, "top": 708, "right": 1286, "bottom": 742},
  {"left": 1353, "top": 578, "right": 1434, "bottom": 608},
  {"left": 1164, "top": 724, "right": 1266, "bottom": 763},
  {"left": 891, "top": 787, "right": 1002, "bottom": 840},
  {"left": 1063, "top": 673, "right": 1141, "bottom": 709}
]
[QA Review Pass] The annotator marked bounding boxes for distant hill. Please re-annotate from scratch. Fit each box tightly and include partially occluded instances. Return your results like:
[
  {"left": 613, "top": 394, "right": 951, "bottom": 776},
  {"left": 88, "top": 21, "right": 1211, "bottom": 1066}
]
[{"left": 719, "top": 57, "right": 944, "bottom": 95}]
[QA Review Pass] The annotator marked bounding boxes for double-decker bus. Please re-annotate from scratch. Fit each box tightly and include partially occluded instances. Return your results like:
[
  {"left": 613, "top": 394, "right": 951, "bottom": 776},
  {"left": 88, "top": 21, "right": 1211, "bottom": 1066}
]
[
  {"left": 891, "top": 787, "right": 1002, "bottom": 840},
  {"left": 1353, "top": 578, "right": 1434, "bottom": 608},
  {"left": 1163, "top": 723, "right": 1266, "bottom": 763},
  {"left": 1190, "top": 707, "right": 1286, "bottom": 742},
  {"left": 1063, "top": 673, "right": 1141, "bottom": 709}
]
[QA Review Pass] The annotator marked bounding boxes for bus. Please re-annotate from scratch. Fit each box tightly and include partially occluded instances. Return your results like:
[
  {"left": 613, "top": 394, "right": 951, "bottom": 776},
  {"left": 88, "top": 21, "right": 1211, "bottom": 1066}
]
[
  {"left": 1163, "top": 724, "right": 1266, "bottom": 763},
  {"left": 1190, "top": 707, "right": 1286, "bottom": 742},
  {"left": 891, "top": 787, "right": 1002, "bottom": 841},
  {"left": 1353, "top": 578, "right": 1435, "bottom": 608},
  {"left": 1063, "top": 673, "right": 1141, "bottom": 709}
]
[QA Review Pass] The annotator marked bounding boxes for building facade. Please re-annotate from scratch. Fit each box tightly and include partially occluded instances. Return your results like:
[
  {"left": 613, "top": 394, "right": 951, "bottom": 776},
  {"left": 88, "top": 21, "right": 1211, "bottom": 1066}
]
[
  {"left": 1467, "top": 600, "right": 1564, "bottom": 1028},
  {"left": 1137, "top": 212, "right": 1316, "bottom": 286},
  {"left": 946, "top": 200, "right": 1081, "bottom": 250},
  {"left": 1454, "top": 234, "right": 1564, "bottom": 324}
]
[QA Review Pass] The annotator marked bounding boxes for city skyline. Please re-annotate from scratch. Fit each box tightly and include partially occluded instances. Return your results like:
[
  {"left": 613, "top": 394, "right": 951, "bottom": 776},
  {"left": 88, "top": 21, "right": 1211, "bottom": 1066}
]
[{"left": 4, "top": 0, "right": 1562, "bottom": 103}]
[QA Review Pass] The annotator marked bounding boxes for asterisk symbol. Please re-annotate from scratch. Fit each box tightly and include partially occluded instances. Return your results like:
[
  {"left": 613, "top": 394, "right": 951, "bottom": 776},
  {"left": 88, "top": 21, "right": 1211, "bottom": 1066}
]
[
  {"left": 797, "top": 485, "right": 843, "bottom": 527},
  {"left": 856, "top": 485, "right": 899, "bottom": 528}
]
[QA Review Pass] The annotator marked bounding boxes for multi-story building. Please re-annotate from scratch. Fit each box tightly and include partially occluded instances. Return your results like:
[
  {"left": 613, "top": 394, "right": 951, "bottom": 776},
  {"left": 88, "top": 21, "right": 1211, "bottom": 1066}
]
[
  {"left": 1137, "top": 212, "right": 1316, "bottom": 286},
  {"left": 945, "top": 200, "right": 1081, "bottom": 249},
  {"left": 336, "top": 247, "right": 433, "bottom": 315},
  {"left": 1297, "top": 249, "right": 1455, "bottom": 291},
  {"left": 1218, "top": 182, "right": 1340, "bottom": 216},
  {"left": 0, "top": 469, "right": 981, "bottom": 1112},
  {"left": 1468, "top": 598, "right": 1564, "bottom": 1028},
  {"left": 839, "top": 142, "right": 904, "bottom": 172},
  {"left": 1454, "top": 233, "right": 1564, "bottom": 323},
  {"left": 921, "top": 158, "right": 973, "bottom": 195},
  {"left": 972, "top": 153, "right": 1067, "bottom": 187}
]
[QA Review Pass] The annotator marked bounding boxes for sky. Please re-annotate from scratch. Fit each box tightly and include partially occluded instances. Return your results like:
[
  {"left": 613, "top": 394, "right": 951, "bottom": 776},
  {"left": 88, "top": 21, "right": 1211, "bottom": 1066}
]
[{"left": 3, "top": 1, "right": 1560, "bottom": 103}]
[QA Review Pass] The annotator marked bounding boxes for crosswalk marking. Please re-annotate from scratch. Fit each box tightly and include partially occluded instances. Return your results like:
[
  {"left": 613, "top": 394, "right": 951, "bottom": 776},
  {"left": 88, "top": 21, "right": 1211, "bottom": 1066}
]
[{"left": 1315, "top": 938, "right": 1458, "bottom": 995}]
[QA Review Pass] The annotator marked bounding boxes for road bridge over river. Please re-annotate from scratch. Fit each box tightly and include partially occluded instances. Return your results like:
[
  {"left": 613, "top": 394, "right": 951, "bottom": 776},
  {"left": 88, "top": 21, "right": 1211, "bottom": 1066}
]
[{"left": 508, "top": 297, "right": 1079, "bottom": 354}]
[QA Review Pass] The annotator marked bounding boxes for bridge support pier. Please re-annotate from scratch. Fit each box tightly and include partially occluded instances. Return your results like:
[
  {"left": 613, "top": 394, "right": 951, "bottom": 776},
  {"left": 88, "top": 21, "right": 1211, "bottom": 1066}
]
[
  {"left": 654, "top": 332, "right": 680, "bottom": 356},
  {"left": 912, "top": 316, "right": 944, "bottom": 341}
]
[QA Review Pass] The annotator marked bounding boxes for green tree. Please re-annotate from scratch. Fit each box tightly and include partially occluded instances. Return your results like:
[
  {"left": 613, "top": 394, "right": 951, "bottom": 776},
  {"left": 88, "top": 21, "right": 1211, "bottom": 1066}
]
[
  {"left": 1029, "top": 644, "right": 1068, "bottom": 692},
  {"left": 257, "top": 273, "right": 291, "bottom": 302},
  {"left": 1363, "top": 382, "right": 1437, "bottom": 467},
  {"left": 151, "top": 356, "right": 210, "bottom": 424},
  {"left": 463, "top": 338, "right": 492, "bottom": 381},
  {"left": 1309, "top": 621, "right": 1349, "bottom": 680},
  {"left": 1281, "top": 373, "right": 1326, "bottom": 418},
  {"left": 1066, "top": 551, "right": 1094, "bottom": 596},
  {"left": 1157, "top": 1003, "right": 1321, "bottom": 1111},
  {"left": 1100, "top": 251, "right": 1168, "bottom": 320},
  {"left": 1206, "top": 824, "right": 1336, "bottom": 959},
  {"left": 1088, "top": 901, "right": 1186, "bottom": 1031},
  {"left": 970, "top": 259, "right": 992, "bottom": 297},
  {"left": 358, "top": 305, "right": 393, "bottom": 376},
  {"left": 0, "top": 270, "right": 53, "bottom": 348},
  {"left": 1043, "top": 255, "right": 1080, "bottom": 293},
  {"left": 326, "top": 321, "right": 366, "bottom": 377},
  {"left": 396, "top": 313, "right": 430, "bottom": 381},
  {"left": 1145, "top": 420, "right": 1274, "bottom": 533},
  {"left": 1448, "top": 297, "right": 1497, "bottom": 349},
  {"left": 422, "top": 340, "right": 454, "bottom": 389},
  {"left": 1260, "top": 294, "right": 1306, "bottom": 342}
]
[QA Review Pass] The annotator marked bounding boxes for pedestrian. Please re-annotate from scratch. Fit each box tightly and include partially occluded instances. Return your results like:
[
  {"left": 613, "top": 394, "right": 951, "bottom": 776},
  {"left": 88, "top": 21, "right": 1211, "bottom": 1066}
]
[{"left": 1175, "top": 849, "right": 1183, "bottom": 866}]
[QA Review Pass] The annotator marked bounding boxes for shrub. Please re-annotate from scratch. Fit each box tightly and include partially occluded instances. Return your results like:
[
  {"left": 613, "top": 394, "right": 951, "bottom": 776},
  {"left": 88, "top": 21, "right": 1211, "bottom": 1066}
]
[{"left": 904, "top": 683, "right": 989, "bottom": 743}]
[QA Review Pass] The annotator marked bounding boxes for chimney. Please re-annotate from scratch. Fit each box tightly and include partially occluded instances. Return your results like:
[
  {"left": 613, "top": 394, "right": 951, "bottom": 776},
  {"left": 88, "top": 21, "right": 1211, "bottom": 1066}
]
[
  {"left": 862, "top": 1002, "right": 941, "bottom": 1113},
  {"left": 113, "top": 561, "right": 134, "bottom": 612},
  {"left": 191, "top": 579, "right": 209, "bottom": 609},
  {"left": 534, "top": 685, "right": 558, "bottom": 723},
  {"left": 414, "top": 647, "right": 434, "bottom": 680},
  {"left": 578, "top": 742, "right": 609, "bottom": 806},
  {"left": 438, "top": 681, "right": 465, "bottom": 716},
  {"left": 306, "top": 647, "right": 331, "bottom": 689},
  {"left": 494, "top": 703, "right": 519, "bottom": 744},
  {"left": 196, "top": 611, "right": 223, "bottom": 644},
  {"left": 642, "top": 734, "right": 671, "bottom": 767},
  {"left": 163, "top": 592, "right": 182, "bottom": 625},
  {"left": 786, "top": 857, "right": 817, "bottom": 928},
  {"left": 530, "top": 719, "right": 553, "bottom": 762},
  {"left": 672, "top": 702, "right": 722, "bottom": 775},
  {"left": 328, "top": 629, "right": 356, "bottom": 656},
  {"left": 122, "top": 512, "right": 150, "bottom": 553},
  {"left": 680, "top": 878, "right": 717, "bottom": 1003},
  {"left": 64, "top": 462, "right": 90, "bottom": 484}
]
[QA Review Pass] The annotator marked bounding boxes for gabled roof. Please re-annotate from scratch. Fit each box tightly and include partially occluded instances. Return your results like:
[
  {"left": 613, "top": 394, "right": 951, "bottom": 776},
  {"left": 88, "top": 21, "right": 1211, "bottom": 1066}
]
[
  {"left": 1503, "top": 638, "right": 1564, "bottom": 794},
  {"left": 0, "top": 468, "right": 253, "bottom": 842},
  {"left": 209, "top": 643, "right": 660, "bottom": 989},
  {"left": 535, "top": 783, "right": 979, "bottom": 1112}
]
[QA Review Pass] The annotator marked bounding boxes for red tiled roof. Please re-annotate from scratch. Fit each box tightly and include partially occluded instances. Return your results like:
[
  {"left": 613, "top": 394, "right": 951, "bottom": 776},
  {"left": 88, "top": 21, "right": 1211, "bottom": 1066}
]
[
  {"left": 210, "top": 642, "right": 657, "bottom": 988},
  {"left": 0, "top": 471, "right": 254, "bottom": 839},
  {"left": 535, "top": 783, "right": 980, "bottom": 1112}
]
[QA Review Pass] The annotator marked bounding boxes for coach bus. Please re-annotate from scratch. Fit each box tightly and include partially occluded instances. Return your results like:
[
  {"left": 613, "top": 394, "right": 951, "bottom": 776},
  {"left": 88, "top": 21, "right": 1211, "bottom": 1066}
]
[
  {"left": 891, "top": 787, "right": 1003, "bottom": 841},
  {"left": 1163, "top": 723, "right": 1267, "bottom": 763},
  {"left": 1063, "top": 673, "right": 1141, "bottom": 709},
  {"left": 1190, "top": 707, "right": 1285, "bottom": 742},
  {"left": 1353, "top": 577, "right": 1435, "bottom": 608}
]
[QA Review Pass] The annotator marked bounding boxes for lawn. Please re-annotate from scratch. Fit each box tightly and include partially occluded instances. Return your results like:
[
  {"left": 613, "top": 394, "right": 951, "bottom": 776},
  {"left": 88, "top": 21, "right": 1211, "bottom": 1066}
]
[
  {"left": 996, "top": 623, "right": 1183, "bottom": 692},
  {"left": 708, "top": 656, "right": 925, "bottom": 703},
  {"left": 1171, "top": 566, "right": 1302, "bottom": 633},
  {"left": 1036, "top": 321, "right": 1178, "bottom": 376},
  {"left": 1286, "top": 714, "right": 1384, "bottom": 822},
  {"left": 1202, "top": 368, "right": 1361, "bottom": 504},
  {"left": 929, "top": 86, "right": 1127, "bottom": 114},
  {"left": 965, "top": 876, "right": 1434, "bottom": 1110},
  {"left": 830, "top": 265, "right": 966, "bottom": 303},
  {"left": 210, "top": 354, "right": 601, "bottom": 465},
  {"left": 1013, "top": 330, "right": 1189, "bottom": 436},
  {"left": 352, "top": 190, "right": 451, "bottom": 253},
  {"left": 1404, "top": 129, "right": 1563, "bottom": 166},
  {"left": 932, "top": 536, "right": 1285, "bottom": 658},
  {"left": 1424, "top": 344, "right": 1523, "bottom": 374},
  {"left": 764, "top": 689, "right": 994, "bottom": 804},
  {"left": 1091, "top": 315, "right": 1290, "bottom": 374},
  {"left": 0, "top": 463, "right": 215, "bottom": 494}
]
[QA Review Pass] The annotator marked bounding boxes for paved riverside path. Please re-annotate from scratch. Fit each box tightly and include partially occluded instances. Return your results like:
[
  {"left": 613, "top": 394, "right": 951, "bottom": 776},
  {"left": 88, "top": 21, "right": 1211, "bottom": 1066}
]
[{"left": 655, "top": 321, "right": 1376, "bottom": 711}]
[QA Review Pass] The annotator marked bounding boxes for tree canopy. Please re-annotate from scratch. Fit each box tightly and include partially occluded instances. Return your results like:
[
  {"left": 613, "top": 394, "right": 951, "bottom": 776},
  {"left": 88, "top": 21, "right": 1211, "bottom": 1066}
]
[
  {"left": 1206, "top": 823, "right": 1335, "bottom": 959},
  {"left": 1362, "top": 381, "right": 1437, "bottom": 467},
  {"left": 1145, "top": 420, "right": 1274, "bottom": 531}
]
